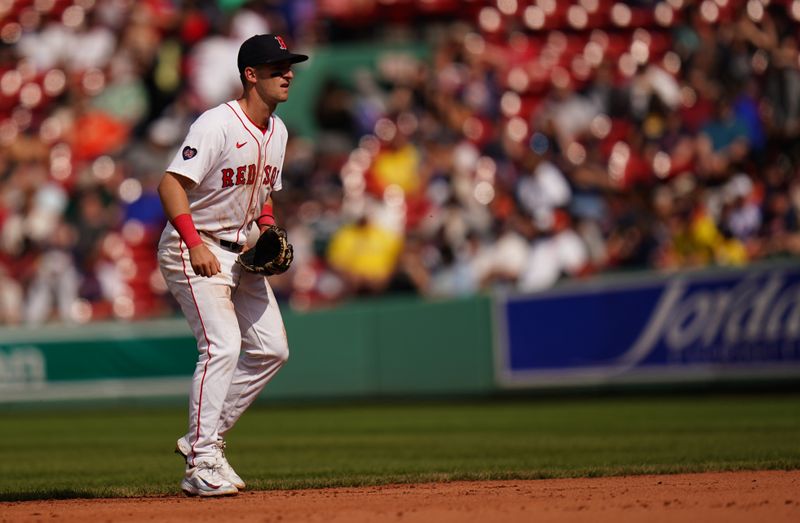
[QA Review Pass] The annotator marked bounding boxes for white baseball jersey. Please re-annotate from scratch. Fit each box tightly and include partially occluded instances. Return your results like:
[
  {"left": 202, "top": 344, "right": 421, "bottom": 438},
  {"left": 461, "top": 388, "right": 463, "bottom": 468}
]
[{"left": 163, "top": 100, "right": 287, "bottom": 245}]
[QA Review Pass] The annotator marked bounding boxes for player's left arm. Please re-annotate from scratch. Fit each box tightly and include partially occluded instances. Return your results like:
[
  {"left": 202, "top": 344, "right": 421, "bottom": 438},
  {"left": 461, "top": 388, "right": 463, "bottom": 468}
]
[
  {"left": 257, "top": 195, "right": 277, "bottom": 233},
  {"left": 257, "top": 122, "right": 287, "bottom": 234}
]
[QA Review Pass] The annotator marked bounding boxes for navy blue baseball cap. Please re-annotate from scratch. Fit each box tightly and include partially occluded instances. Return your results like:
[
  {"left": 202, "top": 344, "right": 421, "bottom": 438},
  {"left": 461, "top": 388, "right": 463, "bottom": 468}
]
[{"left": 237, "top": 34, "right": 308, "bottom": 73}]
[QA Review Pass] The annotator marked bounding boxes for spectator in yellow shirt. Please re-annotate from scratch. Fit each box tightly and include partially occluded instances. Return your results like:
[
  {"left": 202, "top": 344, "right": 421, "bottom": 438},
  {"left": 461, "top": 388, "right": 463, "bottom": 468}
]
[{"left": 327, "top": 214, "right": 403, "bottom": 295}]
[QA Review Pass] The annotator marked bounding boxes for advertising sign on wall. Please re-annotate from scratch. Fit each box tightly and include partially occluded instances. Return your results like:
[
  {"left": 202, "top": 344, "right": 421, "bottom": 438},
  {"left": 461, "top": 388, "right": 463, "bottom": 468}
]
[{"left": 495, "top": 265, "right": 800, "bottom": 387}]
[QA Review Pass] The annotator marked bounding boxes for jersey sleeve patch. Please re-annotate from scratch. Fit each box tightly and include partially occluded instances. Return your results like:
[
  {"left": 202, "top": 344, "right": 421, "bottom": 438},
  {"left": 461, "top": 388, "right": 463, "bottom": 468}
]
[{"left": 182, "top": 146, "right": 198, "bottom": 160}]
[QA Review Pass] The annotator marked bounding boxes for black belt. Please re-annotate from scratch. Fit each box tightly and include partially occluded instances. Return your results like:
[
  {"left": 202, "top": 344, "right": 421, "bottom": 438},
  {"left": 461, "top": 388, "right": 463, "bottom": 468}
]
[{"left": 218, "top": 238, "right": 244, "bottom": 253}]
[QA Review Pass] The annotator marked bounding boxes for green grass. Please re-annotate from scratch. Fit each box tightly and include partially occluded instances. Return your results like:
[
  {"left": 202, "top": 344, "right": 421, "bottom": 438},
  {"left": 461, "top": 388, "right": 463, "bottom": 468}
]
[{"left": 2, "top": 394, "right": 799, "bottom": 501}]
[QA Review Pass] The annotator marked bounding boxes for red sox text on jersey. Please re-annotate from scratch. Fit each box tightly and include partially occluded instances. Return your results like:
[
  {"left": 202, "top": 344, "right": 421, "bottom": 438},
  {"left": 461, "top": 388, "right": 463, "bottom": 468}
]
[{"left": 220, "top": 164, "right": 280, "bottom": 188}]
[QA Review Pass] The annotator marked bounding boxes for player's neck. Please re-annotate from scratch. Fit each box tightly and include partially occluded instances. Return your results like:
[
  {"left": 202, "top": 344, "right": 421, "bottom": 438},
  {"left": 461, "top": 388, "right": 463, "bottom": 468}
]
[{"left": 237, "top": 95, "right": 275, "bottom": 131}]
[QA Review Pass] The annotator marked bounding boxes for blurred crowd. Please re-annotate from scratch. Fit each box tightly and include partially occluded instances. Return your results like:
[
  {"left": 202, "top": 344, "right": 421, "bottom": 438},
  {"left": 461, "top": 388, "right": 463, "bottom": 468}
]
[{"left": 2, "top": 0, "right": 800, "bottom": 324}]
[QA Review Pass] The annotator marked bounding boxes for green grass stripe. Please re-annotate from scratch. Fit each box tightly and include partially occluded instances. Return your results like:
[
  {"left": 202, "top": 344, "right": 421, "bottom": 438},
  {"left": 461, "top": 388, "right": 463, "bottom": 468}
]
[{"left": 2, "top": 394, "right": 799, "bottom": 501}]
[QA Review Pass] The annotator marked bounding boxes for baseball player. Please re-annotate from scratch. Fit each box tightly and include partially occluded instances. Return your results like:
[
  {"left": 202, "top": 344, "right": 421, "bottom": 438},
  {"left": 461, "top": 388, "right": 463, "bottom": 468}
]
[{"left": 156, "top": 34, "right": 308, "bottom": 497}]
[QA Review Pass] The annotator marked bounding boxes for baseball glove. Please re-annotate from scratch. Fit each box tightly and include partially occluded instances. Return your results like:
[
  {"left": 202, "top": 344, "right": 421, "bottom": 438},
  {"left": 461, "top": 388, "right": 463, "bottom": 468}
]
[{"left": 236, "top": 225, "right": 293, "bottom": 276}]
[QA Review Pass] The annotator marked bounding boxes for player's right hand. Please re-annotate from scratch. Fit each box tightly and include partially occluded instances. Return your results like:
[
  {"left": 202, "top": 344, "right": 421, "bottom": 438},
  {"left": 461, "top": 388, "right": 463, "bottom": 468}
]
[{"left": 188, "top": 244, "right": 221, "bottom": 277}]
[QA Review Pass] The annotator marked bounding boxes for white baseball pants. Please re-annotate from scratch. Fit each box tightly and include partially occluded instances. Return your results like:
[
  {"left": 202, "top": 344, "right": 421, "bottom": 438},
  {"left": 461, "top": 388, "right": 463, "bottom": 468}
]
[{"left": 158, "top": 237, "right": 289, "bottom": 464}]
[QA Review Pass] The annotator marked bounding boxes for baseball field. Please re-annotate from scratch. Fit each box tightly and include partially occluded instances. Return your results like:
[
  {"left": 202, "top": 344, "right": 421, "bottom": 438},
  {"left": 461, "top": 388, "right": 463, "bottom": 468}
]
[{"left": 2, "top": 393, "right": 799, "bottom": 521}]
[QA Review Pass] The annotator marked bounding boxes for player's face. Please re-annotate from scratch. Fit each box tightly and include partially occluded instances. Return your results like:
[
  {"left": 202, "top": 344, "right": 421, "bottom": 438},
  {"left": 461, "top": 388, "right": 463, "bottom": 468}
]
[{"left": 252, "top": 61, "right": 295, "bottom": 105}]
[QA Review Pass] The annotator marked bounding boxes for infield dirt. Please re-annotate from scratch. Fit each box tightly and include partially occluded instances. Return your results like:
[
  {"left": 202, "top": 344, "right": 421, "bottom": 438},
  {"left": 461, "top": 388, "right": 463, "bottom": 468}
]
[{"left": 1, "top": 470, "right": 798, "bottom": 522}]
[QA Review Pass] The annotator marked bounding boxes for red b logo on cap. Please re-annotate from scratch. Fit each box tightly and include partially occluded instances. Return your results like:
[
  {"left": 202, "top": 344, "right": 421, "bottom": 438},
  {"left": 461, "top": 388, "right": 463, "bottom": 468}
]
[{"left": 275, "top": 35, "right": 287, "bottom": 50}]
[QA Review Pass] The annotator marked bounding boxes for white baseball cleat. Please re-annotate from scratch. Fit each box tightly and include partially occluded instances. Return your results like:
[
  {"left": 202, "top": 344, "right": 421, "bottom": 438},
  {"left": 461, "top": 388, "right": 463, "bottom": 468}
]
[
  {"left": 176, "top": 436, "right": 246, "bottom": 490},
  {"left": 181, "top": 458, "right": 238, "bottom": 497},
  {"left": 212, "top": 439, "right": 246, "bottom": 490}
]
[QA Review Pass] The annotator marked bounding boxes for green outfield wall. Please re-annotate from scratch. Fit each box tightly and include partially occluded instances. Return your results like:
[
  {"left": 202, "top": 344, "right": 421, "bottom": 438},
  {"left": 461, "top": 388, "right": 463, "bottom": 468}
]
[
  {"left": 0, "top": 295, "right": 494, "bottom": 404},
  {"left": 5, "top": 263, "right": 797, "bottom": 405}
]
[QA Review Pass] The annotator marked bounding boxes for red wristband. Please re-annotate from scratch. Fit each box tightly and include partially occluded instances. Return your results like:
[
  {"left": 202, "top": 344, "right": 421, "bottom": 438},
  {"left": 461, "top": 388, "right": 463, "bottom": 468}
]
[
  {"left": 172, "top": 213, "right": 203, "bottom": 248},
  {"left": 257, "top": 203, "right": 275, "bottom": 226}
]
